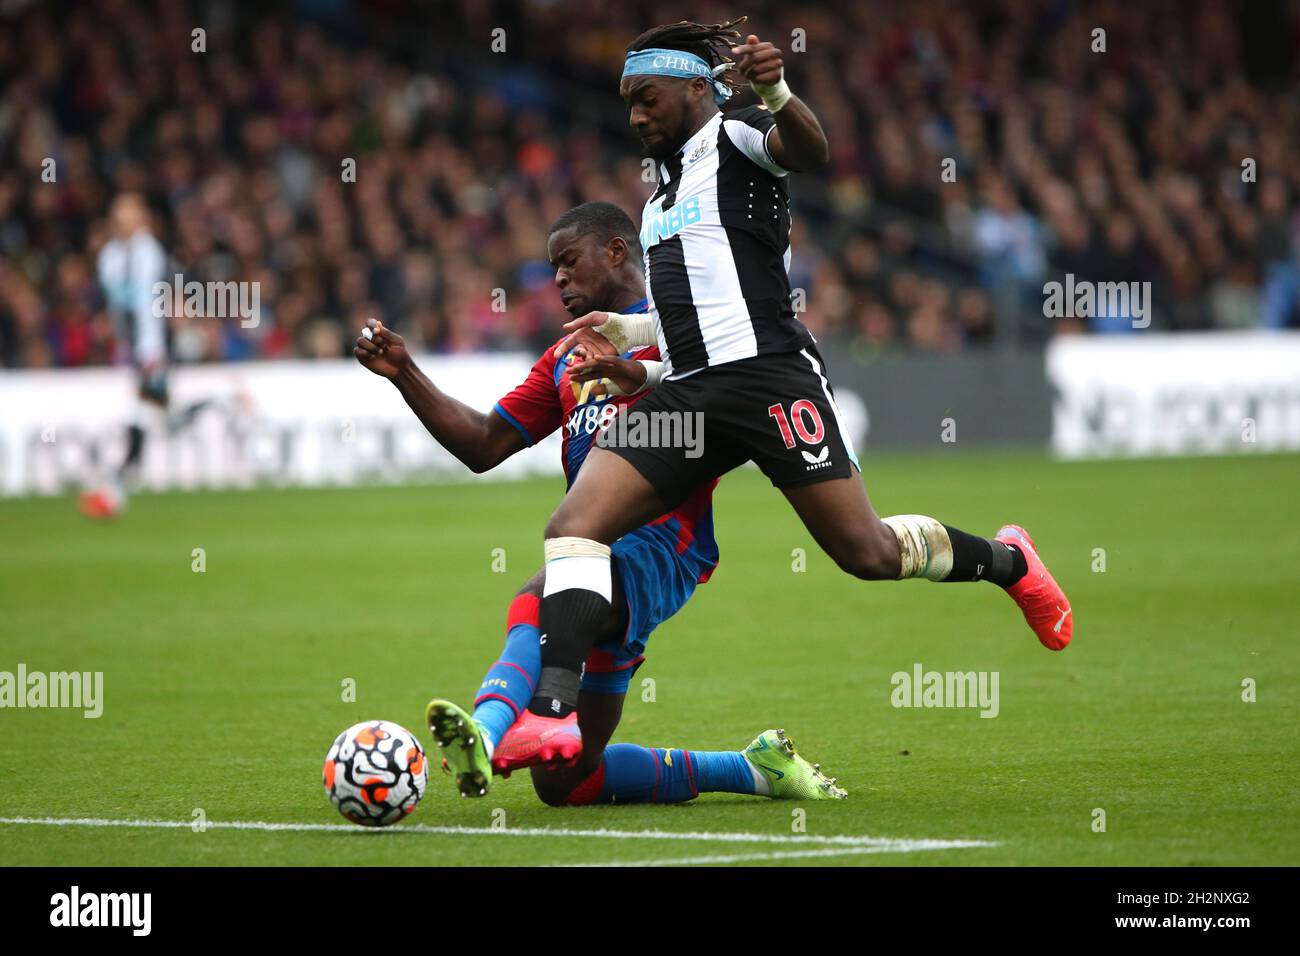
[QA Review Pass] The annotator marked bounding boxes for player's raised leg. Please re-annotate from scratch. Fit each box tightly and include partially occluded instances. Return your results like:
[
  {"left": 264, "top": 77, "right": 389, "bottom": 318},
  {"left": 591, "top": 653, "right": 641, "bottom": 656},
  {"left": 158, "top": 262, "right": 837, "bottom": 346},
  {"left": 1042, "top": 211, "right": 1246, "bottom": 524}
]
[{"left": 780, "top": 473, "right": 1072, "bottom": 650}]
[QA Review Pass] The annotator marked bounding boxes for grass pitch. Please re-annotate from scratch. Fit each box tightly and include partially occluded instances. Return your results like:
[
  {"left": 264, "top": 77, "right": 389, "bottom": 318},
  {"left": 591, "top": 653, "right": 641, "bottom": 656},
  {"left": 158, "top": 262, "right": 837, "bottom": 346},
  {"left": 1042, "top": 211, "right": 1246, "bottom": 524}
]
[{"left": 1, "top": 451, "right": 1297, "bottom": 866}]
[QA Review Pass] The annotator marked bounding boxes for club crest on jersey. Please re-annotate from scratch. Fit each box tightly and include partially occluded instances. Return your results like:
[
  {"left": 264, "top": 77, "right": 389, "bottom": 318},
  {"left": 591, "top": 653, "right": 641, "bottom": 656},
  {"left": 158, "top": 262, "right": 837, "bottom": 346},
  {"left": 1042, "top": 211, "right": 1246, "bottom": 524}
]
[
  {"left": 640, "top": 195, "right": 702, "bottom": 248},
  {"left": 570, "top": 377, "right": 608, "bottom": 404},
  {"left": 687, "top": 137, "right": 711, "bottom": 164}
]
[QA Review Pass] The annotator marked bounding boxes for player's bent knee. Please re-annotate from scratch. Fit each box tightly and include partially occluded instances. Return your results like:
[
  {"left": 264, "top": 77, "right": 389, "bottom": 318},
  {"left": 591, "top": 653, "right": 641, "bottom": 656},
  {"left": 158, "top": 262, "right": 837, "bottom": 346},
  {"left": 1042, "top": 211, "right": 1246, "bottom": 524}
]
[
  {"left": 870, "top": 522, "right": 905, "bottom": 579},
  {"left": 530, "top": 771, "right": 572, "bottom": 808},
  {"left": 831, "top": 525, "right": 902, "bottom": 580},
  {"left": 530, "top": 766, "right": 602, "bottom": 808},
  {"left": 835, "top": 553, "right": 892, "bottom": 581},
  {"left": 529, "top": 744, "right": 607, "bottom": 807}
]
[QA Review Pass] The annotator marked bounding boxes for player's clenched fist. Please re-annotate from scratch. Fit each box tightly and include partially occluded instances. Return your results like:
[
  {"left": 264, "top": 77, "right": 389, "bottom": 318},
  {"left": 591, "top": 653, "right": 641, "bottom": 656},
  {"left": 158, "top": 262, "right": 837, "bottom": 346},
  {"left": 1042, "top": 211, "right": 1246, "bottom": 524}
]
[
  {"left": 730, "top": 34, "right": 784, "bottom": 87},
  {"left": 354, "top": 318, "right": 410, "bottom": 379}
]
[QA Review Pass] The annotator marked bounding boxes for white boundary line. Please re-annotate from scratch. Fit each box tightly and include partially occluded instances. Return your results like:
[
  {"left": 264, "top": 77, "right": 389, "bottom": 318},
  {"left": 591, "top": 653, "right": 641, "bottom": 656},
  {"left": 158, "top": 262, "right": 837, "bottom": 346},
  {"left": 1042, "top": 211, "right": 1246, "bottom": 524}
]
[
  {"left": 568, "top": 845, "right": 977, "bottom": 866},
  {"left": 0, "top": 816, "right": 996, "bottom": 862}
]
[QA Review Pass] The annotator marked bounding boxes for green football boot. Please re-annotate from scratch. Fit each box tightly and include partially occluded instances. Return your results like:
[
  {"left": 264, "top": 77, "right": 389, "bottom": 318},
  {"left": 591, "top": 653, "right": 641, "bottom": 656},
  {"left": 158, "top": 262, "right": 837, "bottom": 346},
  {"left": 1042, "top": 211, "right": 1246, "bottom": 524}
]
[
  {"left": 425, "top": 698, "right": 492, "bottom": 798},
  {"left": 743, "top": 728, "right": 847, "bottom": 799}
]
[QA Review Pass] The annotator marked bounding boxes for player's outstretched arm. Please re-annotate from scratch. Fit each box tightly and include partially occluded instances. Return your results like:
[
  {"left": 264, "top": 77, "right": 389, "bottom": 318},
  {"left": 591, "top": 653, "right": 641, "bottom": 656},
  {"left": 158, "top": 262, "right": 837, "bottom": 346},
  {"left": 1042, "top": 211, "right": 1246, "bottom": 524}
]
[
  {"left": 730, "top": 33, "right": 829, "bottom": 172},
  {"left": 353, "top": 319, "right": 525, "bottom": 473}
]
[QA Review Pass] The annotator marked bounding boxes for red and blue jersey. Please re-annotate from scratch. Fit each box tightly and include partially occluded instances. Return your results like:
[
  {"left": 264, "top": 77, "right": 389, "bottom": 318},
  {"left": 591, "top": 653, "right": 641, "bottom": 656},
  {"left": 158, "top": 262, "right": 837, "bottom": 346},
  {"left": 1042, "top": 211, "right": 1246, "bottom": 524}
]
[{"left": 492, "top": 303, "right": 719, "bottom": 588}]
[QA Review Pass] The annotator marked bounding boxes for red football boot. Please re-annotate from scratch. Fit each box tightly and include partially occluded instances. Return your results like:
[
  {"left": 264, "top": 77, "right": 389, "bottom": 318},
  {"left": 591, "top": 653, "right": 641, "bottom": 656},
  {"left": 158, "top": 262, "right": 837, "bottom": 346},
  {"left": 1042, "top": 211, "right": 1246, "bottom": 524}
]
[
  {"left": 78, "top": 487, "right": 123, "bottom": 520},
  {"left": 490, "top": 710, "right": 582, "bottom": 777},
  {"left": 995, "top": 524, "right": 1073, "bottom": 651}
]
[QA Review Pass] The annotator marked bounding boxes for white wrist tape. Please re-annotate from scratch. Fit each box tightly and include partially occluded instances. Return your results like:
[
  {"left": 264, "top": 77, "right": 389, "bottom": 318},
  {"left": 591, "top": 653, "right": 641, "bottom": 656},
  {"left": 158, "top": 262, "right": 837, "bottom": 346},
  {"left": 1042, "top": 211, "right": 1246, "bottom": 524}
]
[
  {"left": 601, "top": 359, "right": 665, "bottom": 397},
  {"left": 752, "top": 75, "right": 792, "bottom": 113},
  {"left": 598, "top": 312, "right": 657, "bottom": 351},
  {"left": 639, "top": 360, "right": 665, "bottom": 391}
]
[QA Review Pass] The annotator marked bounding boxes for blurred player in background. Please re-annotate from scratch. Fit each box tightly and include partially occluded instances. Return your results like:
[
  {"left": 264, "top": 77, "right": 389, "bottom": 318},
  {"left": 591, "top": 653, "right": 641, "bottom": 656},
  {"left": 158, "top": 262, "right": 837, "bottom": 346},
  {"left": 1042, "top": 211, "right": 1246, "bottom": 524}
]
[
  {"left": 80, "top": 193, "right": 211, "bottom": 519},
  {"left": 355, "top": 201, "right": 845, "bottom": 806},
  {"left": 80, "top": 193, "right": 167, "bottom": 517},
  {"left": 538, "top": 18, "right": 1074, "bottom": 741}
]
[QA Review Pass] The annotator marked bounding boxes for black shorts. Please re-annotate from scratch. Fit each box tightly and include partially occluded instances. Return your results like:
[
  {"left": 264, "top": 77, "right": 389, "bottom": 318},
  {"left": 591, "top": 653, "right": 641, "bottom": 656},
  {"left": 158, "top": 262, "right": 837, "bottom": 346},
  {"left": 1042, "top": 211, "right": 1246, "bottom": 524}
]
[{"left": 597, "top": 344, "right": 860, "bottom": 509}]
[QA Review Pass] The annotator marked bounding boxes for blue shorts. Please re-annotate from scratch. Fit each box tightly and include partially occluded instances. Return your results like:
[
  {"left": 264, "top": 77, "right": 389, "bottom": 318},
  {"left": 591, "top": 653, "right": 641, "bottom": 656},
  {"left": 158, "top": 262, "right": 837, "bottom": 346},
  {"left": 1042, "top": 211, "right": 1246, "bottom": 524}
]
[{"left": 579, "top": 518, "right": 714, "bottom": 695}]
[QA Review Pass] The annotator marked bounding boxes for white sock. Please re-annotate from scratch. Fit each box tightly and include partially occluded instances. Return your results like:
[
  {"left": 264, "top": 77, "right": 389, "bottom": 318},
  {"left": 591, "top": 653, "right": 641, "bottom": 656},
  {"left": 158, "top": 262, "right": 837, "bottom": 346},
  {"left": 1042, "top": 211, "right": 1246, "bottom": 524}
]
[{"left": 744, "top": 753, "right": 773, "bottom": 796}]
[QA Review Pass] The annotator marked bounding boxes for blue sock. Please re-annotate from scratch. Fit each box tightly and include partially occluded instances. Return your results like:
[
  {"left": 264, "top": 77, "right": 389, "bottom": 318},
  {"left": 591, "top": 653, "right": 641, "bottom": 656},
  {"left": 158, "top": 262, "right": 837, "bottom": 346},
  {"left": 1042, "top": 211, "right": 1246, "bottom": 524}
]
[
  {"left": 471, "top": 594, "right": 541, "bottom": 751},
  {"left": 692, "top": 749, "right": 759, "bottom": 796},
  {"left": 571, "top": 744, "right": 757, "bottom": 804}
]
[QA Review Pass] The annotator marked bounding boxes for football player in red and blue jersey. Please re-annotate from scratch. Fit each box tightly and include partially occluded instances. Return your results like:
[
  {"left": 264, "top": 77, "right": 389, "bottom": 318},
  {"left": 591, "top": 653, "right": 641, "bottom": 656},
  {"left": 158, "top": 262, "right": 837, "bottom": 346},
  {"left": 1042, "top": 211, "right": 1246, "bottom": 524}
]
[{"left": 354, "top": 201, "right": 844, "bottom": 806}]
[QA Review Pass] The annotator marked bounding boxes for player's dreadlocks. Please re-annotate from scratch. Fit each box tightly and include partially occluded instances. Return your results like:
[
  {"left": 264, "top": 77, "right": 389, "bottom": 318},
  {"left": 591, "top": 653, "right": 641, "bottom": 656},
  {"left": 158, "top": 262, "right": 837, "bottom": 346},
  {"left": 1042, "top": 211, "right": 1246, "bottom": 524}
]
[{"left": 626, "top": 16, "right": 749, "bottom": 98}]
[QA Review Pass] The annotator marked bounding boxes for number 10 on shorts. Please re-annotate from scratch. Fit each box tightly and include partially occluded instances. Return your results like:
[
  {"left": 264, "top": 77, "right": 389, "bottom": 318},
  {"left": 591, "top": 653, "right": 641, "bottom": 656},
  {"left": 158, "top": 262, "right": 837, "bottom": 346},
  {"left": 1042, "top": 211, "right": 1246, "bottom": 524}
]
[{"left": 767, "top": 400, "right": 825, "bottom": 448}]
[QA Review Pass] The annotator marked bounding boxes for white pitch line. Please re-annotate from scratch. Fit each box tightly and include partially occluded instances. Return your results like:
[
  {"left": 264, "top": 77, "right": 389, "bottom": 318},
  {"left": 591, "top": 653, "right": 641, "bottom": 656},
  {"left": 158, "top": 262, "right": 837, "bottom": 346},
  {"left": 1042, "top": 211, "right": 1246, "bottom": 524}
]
[
  {"left": 0, "top": 816, "right": 998, "bottom": 853},
  {"left": 569, "top": 843, "right": 988, "bottom": 866}
]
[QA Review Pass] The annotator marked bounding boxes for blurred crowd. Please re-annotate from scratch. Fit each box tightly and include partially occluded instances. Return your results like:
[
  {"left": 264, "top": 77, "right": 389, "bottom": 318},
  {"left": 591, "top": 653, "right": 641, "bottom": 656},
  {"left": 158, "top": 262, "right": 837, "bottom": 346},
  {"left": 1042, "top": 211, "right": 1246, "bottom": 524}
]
[{"left": 1, "top": 0, "right": 1298, "bottom": 369}]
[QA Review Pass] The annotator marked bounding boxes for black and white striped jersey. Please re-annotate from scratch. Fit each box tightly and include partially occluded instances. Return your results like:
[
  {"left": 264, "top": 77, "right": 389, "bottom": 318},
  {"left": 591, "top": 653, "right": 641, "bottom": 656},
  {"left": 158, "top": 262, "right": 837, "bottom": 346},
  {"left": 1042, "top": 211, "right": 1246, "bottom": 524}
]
[
  {"left": 97, "top": 230, "right": 169, "bottom": 366},
  {"left": 640, "top": 105, "right": 813, "bottom": 379}
]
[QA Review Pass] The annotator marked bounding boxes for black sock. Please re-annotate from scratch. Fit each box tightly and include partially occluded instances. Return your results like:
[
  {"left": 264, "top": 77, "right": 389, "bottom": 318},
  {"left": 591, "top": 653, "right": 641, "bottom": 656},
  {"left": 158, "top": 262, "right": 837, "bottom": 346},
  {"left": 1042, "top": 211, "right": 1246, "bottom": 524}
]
[
  {"left": 942, "top": 525, "right": 1027, "bottom": 587},
  {"left": 120, "top": 424, "right": 145, "bottom": 478},
  {"left": 531, "top": 668, "right": 579, "bottom": 718},
  {"left": 528, "top": 587, "right": 610, "bottom": 718}
]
